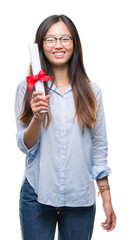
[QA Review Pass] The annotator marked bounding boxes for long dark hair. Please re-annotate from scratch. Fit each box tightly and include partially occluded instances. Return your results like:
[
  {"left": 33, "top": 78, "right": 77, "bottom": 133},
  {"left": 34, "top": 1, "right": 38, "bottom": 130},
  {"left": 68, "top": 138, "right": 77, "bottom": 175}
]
[{"left": 18, "top": 14, "right": 98, "bottom": 134}]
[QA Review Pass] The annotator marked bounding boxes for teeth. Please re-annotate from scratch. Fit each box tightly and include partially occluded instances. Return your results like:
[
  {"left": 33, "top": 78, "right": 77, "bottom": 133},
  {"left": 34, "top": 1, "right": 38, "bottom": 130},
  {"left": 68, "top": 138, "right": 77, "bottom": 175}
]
[{"left": 54, "top": 52, "right": 65, "bottom": 55}]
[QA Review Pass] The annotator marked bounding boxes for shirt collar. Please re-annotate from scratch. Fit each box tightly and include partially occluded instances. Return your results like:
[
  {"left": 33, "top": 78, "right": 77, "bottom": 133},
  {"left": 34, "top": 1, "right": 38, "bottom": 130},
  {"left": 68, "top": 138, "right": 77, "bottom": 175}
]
[{"left": 47, "top": 80, "right": 72, "bottom": 96}]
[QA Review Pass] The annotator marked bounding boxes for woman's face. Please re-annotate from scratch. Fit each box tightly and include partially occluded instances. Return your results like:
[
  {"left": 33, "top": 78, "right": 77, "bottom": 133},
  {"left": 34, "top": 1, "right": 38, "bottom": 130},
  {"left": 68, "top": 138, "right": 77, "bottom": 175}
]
[{"left": 43, "top": 21, "right": 73, "bottom": 68}]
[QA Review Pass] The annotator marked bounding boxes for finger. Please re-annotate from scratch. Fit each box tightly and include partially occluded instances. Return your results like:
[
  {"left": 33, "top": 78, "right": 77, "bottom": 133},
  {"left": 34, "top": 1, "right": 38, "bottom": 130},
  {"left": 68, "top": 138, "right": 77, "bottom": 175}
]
[
  {"left": 32, "top": 92, "right": 50, "bottom": 99},
  {"left": 32, "top": 94, "right": 50, "bottom": 107},
  {"left": 101, "top": 217, "right": 111, "bottom": 230},
  {"left": 102, "top": 224, "right": 111, "bottom": 231},
  {"left": 107, "top": 215, "right": 116, "bottom": 231},
  {"left": 106, "top": 222, "right": 112, "bottom": 230},
  {"left": 107, "top": 222, "right": 115, "bottom": 232},
  {"left": 32, "top": 91, "right": 44, "bottom": 95},
  {"left": 32, "top": 101, "right": 49, "bottom": 112},
  {"left": 33, "top": 105, "right": 49, "bottom": 113},
  {"left": 45, "top": 95, "right": 50, "bottom": 99},
  {"left": 32, "top": 91, "right": 43, "bottom": 98},
  {"left": 45, "top": 95, "right": 50, "bottom": 103},
  {"left": 101, "top": 219, "right": 107, "bottom": 225},
  {"left": 32, "top": 102, "right": 49, "bottom": 110},
  {"left": 107, "top": 225, "right": 115, "bottom": 232},
  {"left": 101, "top": 220, "right": 107, "bottom": 228},
  {"left": 31, "top": 95, "right": 48, "bottom": 104},
  {"left": 32, "top": 100, "right": 49, "bottom": 109},
  {"left": 34, "top": 100, "right": 49, "bottom": 106}
]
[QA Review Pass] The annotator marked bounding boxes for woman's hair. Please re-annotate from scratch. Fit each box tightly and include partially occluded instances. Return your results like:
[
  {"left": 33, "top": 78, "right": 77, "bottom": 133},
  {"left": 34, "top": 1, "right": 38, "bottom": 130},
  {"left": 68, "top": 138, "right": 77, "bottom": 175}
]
[{"left": 18, "top": 14, "right": 98, "bottom": 134}]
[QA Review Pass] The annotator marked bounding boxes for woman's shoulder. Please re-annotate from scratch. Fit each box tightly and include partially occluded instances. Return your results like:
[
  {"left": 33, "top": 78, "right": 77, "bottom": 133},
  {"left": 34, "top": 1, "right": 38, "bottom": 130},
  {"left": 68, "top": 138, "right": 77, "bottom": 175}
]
[
  {"left": 17, "top": 80, "right": 27, "bottom": 90},
  {"left": 89, "top": 80, "right": 101, "bottom": 92},
  {"left": 16, "top": 80, "right": 27, "bottom": 96},
  {"left": 89, "top": 80, "right": 102, "bottom": 97}
]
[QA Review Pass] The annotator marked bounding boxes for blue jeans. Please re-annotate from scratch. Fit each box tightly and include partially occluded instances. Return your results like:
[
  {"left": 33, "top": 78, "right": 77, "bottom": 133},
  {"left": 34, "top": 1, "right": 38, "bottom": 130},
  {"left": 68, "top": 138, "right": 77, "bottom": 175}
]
[{"left": 19, "top": 178, "right": 96, "bottom": 240}]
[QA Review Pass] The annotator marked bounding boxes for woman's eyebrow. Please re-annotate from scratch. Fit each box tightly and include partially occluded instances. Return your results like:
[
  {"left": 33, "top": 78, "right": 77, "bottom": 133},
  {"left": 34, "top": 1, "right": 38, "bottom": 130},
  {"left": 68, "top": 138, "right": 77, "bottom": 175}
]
[{"left": 45, "top": 34, "right": 71, "bottom": 37}]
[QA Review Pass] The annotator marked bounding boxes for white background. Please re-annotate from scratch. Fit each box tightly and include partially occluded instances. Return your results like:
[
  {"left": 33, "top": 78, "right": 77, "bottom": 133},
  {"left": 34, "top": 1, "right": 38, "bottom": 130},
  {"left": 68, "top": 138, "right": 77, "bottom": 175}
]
[{"left": 0, "top": 0, "right": 131, "bottom": 239}]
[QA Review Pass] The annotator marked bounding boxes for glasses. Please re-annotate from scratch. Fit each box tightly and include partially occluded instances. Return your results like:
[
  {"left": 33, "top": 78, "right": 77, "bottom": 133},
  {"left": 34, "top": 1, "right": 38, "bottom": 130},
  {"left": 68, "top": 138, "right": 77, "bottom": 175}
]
[{"left": 43, "top": 36, "right": 73, "bottom": 47}]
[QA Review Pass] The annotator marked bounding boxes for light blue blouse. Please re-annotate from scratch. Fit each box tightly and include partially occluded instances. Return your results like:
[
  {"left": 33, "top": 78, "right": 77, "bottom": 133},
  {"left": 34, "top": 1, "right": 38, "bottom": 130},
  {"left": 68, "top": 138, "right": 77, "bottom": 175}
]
[{"left": 15, "top": 80, "right": 112, "bottom": 207}]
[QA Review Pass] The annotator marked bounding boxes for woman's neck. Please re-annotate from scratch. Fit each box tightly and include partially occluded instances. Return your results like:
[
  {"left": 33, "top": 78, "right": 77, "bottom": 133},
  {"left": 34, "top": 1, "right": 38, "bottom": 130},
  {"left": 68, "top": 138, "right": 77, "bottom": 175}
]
[{"left": 53, "top": 65, "right": 69, "bottom": 87}]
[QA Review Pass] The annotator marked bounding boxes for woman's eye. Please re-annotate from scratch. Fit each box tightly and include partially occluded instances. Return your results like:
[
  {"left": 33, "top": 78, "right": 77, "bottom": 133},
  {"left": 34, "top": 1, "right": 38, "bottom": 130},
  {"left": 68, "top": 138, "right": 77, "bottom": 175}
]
[
  {"left": 62, "top": 37, "right": 70, "bottom": 41},
  {"left": 47, "top": 38, "right": 55, "bottom": 42}
]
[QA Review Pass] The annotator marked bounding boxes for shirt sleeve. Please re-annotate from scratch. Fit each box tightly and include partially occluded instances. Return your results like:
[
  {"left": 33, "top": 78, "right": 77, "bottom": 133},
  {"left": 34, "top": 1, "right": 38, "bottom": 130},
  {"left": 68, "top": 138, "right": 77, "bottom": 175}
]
[
  {"left": 91, "top": 86, "right": 112, "bottom": 179},
  {"left": 15, "top": 81, "right": 40, "bottom": 159}
]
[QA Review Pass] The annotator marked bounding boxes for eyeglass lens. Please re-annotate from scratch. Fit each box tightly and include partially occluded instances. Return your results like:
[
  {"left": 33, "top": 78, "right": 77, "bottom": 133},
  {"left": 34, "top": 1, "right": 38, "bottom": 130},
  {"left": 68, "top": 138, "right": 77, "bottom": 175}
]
[{"left": 45, "top": 37, "right": 72, "bottom": 47}]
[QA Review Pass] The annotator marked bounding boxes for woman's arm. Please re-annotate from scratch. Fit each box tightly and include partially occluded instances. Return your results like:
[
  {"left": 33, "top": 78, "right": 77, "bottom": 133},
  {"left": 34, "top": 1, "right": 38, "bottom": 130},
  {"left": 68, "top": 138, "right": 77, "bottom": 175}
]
[
  {"left": 24, "top": 116, "right": 42, "bottom": 149},
  {"left": 24, "top": 91, "right": 50, "bottom": 149},
  {"left": 90, "top": 83, "right": 117, "bottom": 231},
  {"left": 96, "top": 176, "right": 117, "bottom": 232}
]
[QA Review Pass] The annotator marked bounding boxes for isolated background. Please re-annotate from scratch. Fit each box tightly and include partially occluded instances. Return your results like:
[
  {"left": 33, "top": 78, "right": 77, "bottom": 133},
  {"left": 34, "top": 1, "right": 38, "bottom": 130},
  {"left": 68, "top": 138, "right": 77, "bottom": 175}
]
[{"left": 0, "top": 0, "right": 131, "bottom": 239}]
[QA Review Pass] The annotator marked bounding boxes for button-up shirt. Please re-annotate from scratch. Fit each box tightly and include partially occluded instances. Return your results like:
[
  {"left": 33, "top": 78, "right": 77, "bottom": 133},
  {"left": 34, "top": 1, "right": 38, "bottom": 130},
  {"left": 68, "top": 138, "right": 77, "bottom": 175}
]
[{"left": 15, "top": 79, "right": 112, "bottom": 207}]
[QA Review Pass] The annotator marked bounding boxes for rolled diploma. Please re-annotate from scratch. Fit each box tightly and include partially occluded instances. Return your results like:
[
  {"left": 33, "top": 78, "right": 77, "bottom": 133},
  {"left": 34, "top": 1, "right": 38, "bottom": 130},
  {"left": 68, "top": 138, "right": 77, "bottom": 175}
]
[{"left": 28, "top": 43, "right": 47, "bottom": 113}]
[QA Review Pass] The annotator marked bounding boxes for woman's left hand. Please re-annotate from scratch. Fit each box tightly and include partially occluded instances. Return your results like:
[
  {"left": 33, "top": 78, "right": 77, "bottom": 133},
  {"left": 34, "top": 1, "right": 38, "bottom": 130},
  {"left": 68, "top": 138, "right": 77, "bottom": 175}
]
[{"left": 101, "top": 201, "right": 117, "bottom": 232}]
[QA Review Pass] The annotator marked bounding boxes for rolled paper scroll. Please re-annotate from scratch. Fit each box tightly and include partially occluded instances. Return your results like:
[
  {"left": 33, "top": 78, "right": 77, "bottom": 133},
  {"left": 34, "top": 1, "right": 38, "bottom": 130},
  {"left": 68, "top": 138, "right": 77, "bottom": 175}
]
[{"left": 27, "top": 43, "right": 52, "bottom": 113}]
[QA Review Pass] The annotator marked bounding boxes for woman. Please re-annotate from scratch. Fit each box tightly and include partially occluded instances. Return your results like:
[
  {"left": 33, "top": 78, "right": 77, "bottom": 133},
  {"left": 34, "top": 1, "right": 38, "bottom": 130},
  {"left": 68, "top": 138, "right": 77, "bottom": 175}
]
[{"left": 15, "top": 14, "right": 116, "bottom": 240}]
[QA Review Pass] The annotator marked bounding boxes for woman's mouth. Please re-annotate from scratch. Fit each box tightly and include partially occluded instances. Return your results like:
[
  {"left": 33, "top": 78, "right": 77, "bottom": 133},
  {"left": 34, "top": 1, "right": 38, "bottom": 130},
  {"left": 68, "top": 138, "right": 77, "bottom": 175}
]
[{"left": 53, "top": 51, "right": 65, "bottom": 59}]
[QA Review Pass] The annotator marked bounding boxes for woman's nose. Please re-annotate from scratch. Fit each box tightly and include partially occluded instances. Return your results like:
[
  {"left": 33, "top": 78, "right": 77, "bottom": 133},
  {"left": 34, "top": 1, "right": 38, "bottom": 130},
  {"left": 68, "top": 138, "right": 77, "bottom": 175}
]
[{"left": 55, "top": 39, "right": 63, "bottom": 48}]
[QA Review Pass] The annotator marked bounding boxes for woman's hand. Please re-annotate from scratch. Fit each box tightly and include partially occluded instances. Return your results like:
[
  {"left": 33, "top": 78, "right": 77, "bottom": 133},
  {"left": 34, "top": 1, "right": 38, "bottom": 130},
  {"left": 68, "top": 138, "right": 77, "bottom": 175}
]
[
  {"left": 101, "top": 200, "right": 117, "bottom": 232},
  {"left": 30, "top": 91, "right": 50, "bottom": 121}
]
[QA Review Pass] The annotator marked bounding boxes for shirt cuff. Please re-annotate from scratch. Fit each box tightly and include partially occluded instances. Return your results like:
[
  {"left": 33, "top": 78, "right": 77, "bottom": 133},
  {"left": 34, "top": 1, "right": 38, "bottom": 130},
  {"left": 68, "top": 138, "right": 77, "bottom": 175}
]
[
  {"left": 16, "top": 129, "right": 40, "bottom": 158},
  {"left": 92, "top": 165, "right": 112, "bottom": 179}
]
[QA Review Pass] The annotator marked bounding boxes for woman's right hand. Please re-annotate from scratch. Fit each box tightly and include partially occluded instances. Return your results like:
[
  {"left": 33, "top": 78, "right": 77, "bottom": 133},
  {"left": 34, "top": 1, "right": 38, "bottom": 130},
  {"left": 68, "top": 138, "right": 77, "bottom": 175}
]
[{"left": 30, "top": 91, "right": 50, "bottom": 121}]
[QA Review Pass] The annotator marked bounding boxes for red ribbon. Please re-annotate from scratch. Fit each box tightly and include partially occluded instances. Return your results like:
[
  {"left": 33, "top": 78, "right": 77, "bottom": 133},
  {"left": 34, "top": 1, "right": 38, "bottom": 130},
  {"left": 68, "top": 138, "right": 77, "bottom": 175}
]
[
  {"left": 26, "top": 69, "right": 52, "bottom": 91},
  {"left": 98, "top": 188, "right": 104, "bottom": 197}
]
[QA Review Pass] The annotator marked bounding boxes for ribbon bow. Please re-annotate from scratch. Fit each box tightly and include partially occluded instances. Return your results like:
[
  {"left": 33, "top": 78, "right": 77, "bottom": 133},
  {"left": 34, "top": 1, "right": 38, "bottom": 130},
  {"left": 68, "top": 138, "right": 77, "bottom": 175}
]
[{"left": 26, "top": 69, "right": 52, "bottom": 91}]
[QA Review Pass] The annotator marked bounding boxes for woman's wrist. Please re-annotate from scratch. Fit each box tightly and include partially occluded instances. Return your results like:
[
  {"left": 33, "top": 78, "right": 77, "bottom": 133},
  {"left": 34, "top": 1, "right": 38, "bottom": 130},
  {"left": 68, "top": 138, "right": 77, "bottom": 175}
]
[
  {"left": 96, "top": 176, "right": 112, "bottom": 203},
  {"left": 33, "top": 114, "right": 42, "bottom": 123}
]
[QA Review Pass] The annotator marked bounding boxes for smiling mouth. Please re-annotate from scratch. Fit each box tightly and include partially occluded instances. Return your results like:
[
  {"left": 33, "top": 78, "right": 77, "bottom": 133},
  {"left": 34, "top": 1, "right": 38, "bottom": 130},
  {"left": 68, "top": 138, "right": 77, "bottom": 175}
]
[
  {"left": 53, "top": 51, "right": 65, "bottom": 59},
  {"left": 53, "top": 52, "right": 65, "bottom": 56}
]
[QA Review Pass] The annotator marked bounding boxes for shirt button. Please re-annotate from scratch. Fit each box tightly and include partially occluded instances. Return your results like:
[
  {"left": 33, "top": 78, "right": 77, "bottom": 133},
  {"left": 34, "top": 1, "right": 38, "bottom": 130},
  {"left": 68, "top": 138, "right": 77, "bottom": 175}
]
[{"left": 57, "top": 211, "right": 60, "bottom": 214}]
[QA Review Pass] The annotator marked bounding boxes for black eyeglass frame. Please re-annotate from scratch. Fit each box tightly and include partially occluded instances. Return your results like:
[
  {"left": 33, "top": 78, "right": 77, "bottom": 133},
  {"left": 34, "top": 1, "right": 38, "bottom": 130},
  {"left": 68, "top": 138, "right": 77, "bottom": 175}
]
[{"left": 43, "top": 36, "right": 73, "bottom": 43}]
